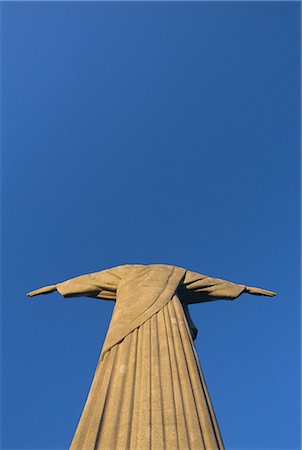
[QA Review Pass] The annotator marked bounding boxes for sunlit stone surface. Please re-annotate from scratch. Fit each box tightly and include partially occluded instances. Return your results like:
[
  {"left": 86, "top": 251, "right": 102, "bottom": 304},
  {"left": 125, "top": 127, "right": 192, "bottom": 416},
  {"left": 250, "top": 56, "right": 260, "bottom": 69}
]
[{"left": 28, "top": 264, "right": 275, "bottom": 450}]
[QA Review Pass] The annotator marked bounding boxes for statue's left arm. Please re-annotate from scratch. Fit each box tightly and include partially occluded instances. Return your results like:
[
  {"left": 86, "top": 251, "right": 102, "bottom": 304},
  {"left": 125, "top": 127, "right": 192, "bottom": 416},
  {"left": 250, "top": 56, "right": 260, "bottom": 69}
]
[{"left": 179, "top": 270, "right": 276, "bottom": 304}]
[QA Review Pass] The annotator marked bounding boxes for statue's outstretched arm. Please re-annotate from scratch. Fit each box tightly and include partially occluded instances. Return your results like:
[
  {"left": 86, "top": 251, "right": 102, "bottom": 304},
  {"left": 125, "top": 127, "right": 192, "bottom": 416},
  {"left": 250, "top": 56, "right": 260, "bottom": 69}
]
[
  {"left": 27, "top": 271, "right": 119, "bottom": 300},
  {"left": 180, "top": 270, "right": 276, "bottom": 304}
]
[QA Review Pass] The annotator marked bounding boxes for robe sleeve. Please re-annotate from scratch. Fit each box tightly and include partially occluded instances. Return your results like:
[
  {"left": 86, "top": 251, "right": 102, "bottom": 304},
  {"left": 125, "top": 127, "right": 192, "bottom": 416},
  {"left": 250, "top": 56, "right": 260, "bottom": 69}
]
[
  {"left": 56, "top": 271, "right": 119, "bottom": 300},
  {"left": 28, "top": 269, "right": 122, "bottom": 300},
  {"left": 179, "top": 270, "right": 246, "bottom": 304}
]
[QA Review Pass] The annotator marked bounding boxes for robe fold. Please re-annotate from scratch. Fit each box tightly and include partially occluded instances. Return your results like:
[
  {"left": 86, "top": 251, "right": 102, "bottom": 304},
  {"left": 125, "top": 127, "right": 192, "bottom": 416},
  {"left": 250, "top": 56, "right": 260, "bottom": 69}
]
[{"left": 52, "top": 264, "right": 248, "bottom": 450}]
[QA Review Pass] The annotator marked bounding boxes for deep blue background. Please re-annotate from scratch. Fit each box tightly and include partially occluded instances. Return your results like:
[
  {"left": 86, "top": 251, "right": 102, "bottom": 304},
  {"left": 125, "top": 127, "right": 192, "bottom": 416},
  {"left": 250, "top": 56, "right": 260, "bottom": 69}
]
[{"left": 2, "top": 2, "right": 300, "bottom": 449}]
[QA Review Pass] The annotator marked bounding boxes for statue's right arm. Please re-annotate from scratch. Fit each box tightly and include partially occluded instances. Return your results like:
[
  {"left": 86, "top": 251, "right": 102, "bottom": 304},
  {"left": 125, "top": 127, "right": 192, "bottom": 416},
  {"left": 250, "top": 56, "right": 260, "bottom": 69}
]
[{"left": 27, "top": 269, "right": 121, "bottom": 300}]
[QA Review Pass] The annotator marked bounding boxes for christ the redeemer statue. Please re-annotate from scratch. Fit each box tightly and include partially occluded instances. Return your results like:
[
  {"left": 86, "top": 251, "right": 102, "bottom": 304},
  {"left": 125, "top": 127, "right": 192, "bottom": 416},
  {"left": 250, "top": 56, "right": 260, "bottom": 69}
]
[{"left": 27, "top": 264, "right": 275, "bottom": 450}]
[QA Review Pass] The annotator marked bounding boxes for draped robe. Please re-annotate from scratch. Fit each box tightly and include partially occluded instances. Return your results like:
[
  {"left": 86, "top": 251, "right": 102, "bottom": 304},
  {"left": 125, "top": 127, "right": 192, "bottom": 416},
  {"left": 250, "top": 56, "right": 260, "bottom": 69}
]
[{"left": 50, "top": 264, "right": 249, "bottom": 450}]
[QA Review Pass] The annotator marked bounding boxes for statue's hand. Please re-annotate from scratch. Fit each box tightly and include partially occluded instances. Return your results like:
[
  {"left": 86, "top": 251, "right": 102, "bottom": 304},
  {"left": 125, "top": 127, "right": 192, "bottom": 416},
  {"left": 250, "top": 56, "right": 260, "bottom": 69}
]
[
  {"left": 27, "top": 285, "right": 57, "bottom": 297},
  {"left": 245, "top": 286, "right": 276, "bottom": 297}
]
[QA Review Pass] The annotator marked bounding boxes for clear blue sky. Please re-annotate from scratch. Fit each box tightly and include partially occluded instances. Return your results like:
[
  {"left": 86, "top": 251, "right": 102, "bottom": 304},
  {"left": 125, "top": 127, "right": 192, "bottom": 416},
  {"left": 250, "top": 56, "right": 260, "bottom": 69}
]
[{"left": 1, "top": 2, "right": 300, "bottom": 449}]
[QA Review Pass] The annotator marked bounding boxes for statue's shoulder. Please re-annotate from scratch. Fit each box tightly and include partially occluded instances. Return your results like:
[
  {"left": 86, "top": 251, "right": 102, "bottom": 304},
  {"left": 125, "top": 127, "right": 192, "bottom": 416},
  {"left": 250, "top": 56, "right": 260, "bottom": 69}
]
[
  {"left": 114, "top": 263, "right": 186, "bottom": 270},
  {"left": 104, "top": 264, "right": 145, "bottom": 278},
  {"left": 148, "top": 263, "right": 186, "bottom": 272},
  {"left": 105, "top": 263, "right": 186, "bottom": 278}
]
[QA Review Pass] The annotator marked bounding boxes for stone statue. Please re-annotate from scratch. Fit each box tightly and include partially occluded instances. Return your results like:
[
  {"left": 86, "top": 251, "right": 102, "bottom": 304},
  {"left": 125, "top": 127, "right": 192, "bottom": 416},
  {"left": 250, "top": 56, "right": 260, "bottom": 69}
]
[{"left": 27, "top": 264, "right": 275, "bottom": 450}]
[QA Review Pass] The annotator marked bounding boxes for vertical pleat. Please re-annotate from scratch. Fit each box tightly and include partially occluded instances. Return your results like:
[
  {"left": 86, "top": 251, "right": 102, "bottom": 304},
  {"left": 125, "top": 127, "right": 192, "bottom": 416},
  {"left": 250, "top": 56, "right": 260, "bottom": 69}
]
[
  {"left": 136, "top": 319, "right": 151, "bottom": 449},
  {"left": 150, "top": 314, "right": 165, "bottom": 449},
  {"left": 129, "top": 324, "right": 143, "bottom": 449},
  {"left": 173, "top": 297, "right": 224, "bottom": 449},
  {"left": 163, "top": 305, "right": 191, "bottom": 450},
  {"left": 95, "top": 330, "right": 133, "bottom": 449},
  {"left": 157, "top": 305, "right": 180, "bottom": 449},
  {"left": 167, "top": 300, "right": 205, "bottom": 450},
  {"left": 69, "top": 295, "right": 224, "bottom": 450},
  {"left": 113, "top": 329, "right": 138, "bottom": 449}
]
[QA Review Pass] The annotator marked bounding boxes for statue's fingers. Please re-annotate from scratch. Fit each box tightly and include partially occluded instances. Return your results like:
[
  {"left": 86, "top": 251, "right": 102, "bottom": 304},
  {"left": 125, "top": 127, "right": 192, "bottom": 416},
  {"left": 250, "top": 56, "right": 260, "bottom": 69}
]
[
  {"left": 27, "top": 285, "right": 57, "bottom": 297},
  {"left": 246, "top": 286, "right": 276, "bottom": 297}
]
